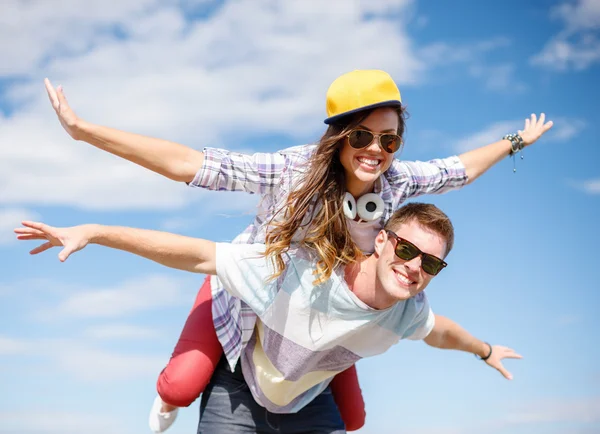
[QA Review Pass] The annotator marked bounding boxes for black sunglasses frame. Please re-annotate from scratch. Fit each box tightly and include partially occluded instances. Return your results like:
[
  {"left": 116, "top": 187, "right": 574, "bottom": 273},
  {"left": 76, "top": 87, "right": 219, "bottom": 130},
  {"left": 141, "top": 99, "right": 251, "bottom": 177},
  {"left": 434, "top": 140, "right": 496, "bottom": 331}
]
[{"left": 385, "top": 230, "right": 447, "bottom": 276}]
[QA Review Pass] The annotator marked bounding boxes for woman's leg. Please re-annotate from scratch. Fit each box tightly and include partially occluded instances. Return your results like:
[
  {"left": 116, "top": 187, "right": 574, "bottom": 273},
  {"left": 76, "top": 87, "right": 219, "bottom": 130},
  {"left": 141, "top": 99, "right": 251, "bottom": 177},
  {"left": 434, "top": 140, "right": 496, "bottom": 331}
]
[
  {"left": 150, "top": 276, "right": 223, "bottom": 432},
  {"left": 330, "top": 365, "right": 366, "bottom": 431},
  {"left": 157, "top": 275, "right": 223, "bottom": 405}
]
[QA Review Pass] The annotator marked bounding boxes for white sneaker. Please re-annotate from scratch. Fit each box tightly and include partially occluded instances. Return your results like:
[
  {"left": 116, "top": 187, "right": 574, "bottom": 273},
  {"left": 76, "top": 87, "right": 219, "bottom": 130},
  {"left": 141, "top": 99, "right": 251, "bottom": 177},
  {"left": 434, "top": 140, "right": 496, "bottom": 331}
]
[{"left": 149, "top": 395, "right": 179, "bottom": 433}]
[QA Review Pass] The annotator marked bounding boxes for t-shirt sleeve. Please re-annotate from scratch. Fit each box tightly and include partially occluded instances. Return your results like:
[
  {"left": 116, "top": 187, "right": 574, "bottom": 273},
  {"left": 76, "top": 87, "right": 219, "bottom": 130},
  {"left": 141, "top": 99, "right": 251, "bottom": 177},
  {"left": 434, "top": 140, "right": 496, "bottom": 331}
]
[
  {"left": 215, "top": 243, "right": 279, "bottom": 315},
  {"left": 402, "top": 294, "right": 436, "bottom": 341}
]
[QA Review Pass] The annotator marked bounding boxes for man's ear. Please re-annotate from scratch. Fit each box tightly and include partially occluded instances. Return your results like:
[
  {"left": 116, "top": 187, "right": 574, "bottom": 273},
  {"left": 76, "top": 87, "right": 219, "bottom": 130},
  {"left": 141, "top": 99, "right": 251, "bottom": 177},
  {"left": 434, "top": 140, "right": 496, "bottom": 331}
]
[{"left": 374, "top": 230, "right": 387, "bottom": 257}]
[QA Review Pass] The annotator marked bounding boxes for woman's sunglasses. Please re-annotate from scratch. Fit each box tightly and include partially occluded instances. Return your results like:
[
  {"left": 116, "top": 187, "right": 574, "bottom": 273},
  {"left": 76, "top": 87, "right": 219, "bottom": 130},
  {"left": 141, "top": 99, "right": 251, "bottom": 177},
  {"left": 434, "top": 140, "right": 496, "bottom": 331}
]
[
  {"left": 385, "top": 230, "right": 447, "bottom": 276},
  {"left": 346, "top": 129, "right": 403, "bottom": 154}
]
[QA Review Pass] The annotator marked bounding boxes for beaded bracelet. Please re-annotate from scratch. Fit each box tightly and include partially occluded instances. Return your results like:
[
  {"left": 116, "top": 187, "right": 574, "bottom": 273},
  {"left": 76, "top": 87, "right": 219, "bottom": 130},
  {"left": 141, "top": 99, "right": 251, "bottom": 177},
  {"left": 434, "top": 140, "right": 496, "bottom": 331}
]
[{"left": 503, "top": 133, "right": 524, "bottom": 172}]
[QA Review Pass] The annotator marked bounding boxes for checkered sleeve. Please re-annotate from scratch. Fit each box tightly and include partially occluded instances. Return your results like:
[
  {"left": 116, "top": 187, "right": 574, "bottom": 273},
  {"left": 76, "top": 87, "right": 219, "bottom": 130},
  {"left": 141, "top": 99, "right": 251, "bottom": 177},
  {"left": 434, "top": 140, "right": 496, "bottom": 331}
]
[
  {"left": 189, "top": 147, "right": 288, "bottom": 194},
  {"left": 390, "top": 155, "right": 468, "bottom": 200}
]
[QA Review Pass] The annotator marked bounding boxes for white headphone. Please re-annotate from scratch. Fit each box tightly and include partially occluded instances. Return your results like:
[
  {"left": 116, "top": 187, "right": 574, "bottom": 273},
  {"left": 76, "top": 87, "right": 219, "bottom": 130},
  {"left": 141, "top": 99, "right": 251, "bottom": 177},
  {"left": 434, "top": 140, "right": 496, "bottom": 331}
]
[{"left": 343, "top": 192, "right": 385, "bottom": 222}]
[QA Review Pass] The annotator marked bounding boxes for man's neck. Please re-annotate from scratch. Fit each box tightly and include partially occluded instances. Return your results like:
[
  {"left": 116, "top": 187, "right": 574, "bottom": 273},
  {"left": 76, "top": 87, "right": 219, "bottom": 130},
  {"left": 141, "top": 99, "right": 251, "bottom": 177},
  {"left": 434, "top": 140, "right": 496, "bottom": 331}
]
[{"left": 344, "top": 256, "right": 394, "bottom": 310}]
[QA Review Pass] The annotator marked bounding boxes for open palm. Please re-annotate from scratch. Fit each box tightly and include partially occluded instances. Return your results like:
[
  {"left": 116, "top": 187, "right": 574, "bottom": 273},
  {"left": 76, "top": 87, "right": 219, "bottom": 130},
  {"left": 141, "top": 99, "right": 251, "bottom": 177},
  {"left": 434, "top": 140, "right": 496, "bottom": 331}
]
[
  {"left": 519, "top": 113, "right": 553, "bottom": 147},
  {"left": 45, "top": 78, "right": 81, "bottom": 140},
  {"left": 485, "top": 345, "right": 523, "bottom": 380},
  {"left": 15, "top": 221, "right": 91, "bottom": 262}
]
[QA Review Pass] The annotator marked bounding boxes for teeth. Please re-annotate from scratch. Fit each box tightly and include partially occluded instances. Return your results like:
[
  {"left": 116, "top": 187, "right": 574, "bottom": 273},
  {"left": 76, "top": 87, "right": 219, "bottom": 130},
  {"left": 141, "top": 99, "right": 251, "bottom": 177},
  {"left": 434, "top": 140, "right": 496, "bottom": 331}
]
[
  {"left": 395, "top": 271, "right": 413, "bottom": 285},
  {"left": 357, "top": 157, "right": 380, "bottom": 167}
]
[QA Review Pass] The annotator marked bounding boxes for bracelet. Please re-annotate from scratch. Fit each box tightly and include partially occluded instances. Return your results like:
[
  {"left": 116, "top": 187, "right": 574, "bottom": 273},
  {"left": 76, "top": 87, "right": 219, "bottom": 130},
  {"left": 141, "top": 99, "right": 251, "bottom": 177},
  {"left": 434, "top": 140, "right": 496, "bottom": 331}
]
[
  {"left": 503, "top": 133, "right": 525, "bottom": 173},
  {"left": 475, "top": 342, "right": 493, "bottom": 361},
  {"left": 503, "top": 133, "right": 524, "bottom": 155}
]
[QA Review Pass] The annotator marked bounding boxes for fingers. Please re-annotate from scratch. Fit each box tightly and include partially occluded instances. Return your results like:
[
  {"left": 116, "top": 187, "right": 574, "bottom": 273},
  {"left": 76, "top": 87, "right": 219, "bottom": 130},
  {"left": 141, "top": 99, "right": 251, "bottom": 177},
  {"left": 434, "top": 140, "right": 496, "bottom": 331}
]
[
  {"left": 57, "top": 85, "right": 69, "bottom": 107},
  {"left": 30, "top": 241, "right": 54, "bottom": 255},
  {"left": 58, "top": 246, "right": 74, "bottom": 262},
  {"left": 496, "top": 363, "right": 513, "bottom": 380},
  {"left": 15, "top": 234, "right": 47, "bottom": 241},
  {"left": 495, "top": 346, "right": 523, "bottom": 359},
  {"left": 44, "top": 78, "right": 59, "bottom": 108},
  {"left": 14, "top": 226, "right": 45, "bottom": 235},
  {"left": 503, "top": 353, "right": 523, "bottom": 360},
  {"left": 524, "top": 113, "right": 553, "bottom": 130},
  {"left": 501, "top": 348, "right": 523, "bottom": 359},
  {"left": 21, "top": 221, "right": 53, "bottom": 234}
]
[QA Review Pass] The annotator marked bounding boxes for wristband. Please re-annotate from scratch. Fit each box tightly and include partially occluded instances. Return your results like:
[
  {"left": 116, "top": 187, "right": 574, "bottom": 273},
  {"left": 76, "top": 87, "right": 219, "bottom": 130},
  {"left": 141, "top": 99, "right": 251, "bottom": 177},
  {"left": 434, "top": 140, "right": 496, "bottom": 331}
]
[
  {"left": 503, "top": 133, "right": 524, "bottom": 155},
  {"left": 475, "top": 342, "right": 492, "bottom": 361},
  {"left": 503, "top": 133, "right": 525, "bottom": 172}
]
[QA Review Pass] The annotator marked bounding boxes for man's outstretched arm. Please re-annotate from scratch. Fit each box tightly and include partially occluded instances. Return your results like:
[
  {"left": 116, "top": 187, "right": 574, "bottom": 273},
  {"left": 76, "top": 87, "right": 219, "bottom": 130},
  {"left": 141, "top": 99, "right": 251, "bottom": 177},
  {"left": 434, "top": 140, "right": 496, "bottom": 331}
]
[
  {"left": 15, "top": 221, "right": 217, "bottom": 275},
  {"left": 424, "top": 314, "right": 522, "bottom": 379}
]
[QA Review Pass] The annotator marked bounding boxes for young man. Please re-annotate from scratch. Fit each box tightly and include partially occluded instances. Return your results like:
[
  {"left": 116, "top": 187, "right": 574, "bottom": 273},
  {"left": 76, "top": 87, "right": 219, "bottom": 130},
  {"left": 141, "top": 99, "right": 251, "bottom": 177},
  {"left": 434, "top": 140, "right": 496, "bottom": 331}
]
[{"left": 15, "top": 203, "right": 521, "bottom": 433}]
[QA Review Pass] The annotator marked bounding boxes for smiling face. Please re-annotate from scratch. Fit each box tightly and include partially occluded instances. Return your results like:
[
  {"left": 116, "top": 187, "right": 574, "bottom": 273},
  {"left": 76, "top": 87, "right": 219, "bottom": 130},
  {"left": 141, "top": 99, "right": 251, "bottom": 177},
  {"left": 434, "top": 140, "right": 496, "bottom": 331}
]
[
  {"left": 339, "top": 107, "right": 400, "bottom": 197},
  {"left": 373, "top": 219, "right": 447, "bottom": 304}
]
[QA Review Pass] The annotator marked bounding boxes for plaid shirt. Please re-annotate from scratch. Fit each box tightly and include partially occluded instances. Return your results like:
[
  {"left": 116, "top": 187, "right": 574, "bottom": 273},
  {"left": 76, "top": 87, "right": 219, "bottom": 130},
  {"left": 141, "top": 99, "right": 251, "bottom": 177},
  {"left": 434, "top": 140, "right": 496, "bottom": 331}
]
[{"left": 190, "top": 144, "right": 468, "bottom": 370}]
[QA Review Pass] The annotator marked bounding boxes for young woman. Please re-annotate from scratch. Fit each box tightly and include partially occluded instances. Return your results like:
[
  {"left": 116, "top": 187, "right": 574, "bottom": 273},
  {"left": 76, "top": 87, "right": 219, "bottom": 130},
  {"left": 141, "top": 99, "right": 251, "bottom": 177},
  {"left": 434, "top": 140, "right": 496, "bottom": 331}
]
[{"left": 44, "top": 69, "right": 552, "bottom": 432}]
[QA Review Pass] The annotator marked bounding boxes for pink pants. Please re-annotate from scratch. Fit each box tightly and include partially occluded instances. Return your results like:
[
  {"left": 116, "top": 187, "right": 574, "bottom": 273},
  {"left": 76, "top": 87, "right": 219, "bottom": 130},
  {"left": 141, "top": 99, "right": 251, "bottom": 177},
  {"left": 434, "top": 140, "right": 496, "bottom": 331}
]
[{"left": 156, "top": 276, "right": 366, "bottom": 431}]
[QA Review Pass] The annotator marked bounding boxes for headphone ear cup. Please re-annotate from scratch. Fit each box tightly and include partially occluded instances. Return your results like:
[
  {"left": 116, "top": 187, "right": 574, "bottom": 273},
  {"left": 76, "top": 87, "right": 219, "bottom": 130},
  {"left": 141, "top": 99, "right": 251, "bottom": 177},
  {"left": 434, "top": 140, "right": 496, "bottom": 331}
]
[
  {"left": 343, "top": 192, "right": 357, "bottom": 220},
  {"left": 356, "top": 193, "right": 385, "bottom": 221}
]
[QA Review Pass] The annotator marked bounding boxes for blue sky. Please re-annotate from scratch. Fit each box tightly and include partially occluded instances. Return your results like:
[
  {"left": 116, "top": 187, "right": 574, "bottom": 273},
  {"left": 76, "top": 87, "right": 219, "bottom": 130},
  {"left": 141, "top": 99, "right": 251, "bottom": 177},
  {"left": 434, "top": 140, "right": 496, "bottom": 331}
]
[{"left": 1, "top": 0, "right": 599, "bottom": 433}]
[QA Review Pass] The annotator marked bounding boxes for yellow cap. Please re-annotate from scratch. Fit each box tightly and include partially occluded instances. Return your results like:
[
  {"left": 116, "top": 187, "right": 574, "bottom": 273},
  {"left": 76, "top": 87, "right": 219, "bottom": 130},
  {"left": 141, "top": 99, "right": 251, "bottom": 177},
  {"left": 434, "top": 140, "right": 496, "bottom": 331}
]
[{"left": 324, "top": 69, "right": 402, "bottom": 124}]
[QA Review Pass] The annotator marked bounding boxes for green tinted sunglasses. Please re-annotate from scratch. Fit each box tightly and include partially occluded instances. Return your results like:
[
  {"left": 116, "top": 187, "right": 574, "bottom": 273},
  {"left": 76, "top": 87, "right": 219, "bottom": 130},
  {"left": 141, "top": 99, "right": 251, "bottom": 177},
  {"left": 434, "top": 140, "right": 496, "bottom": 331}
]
[{"left": 386, "top": 230, "right": 447, "bottom": 276}]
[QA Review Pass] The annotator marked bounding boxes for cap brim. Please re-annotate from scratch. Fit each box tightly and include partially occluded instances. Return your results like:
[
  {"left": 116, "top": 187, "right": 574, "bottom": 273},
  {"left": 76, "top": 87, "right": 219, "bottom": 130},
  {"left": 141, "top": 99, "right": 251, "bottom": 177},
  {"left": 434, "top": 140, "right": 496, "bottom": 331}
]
[{"left": 324, "top": 100, "right": 402, "bottom": 125}]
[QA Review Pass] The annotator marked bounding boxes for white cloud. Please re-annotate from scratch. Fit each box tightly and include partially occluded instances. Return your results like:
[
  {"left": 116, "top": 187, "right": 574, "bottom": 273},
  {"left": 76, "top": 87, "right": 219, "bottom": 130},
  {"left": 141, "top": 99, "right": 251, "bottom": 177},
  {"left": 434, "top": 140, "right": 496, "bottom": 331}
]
[
  {"left": 0, "top": 334, "right": 165, "bottom": 382},
  {"left": 532, "top": 0, "right": 600, "bottom": 71},
  {"left": 468, "top": 63, "right": 527, "bottom": 93},
  {"left": 571, "top": 178, "right": 600, "bottom": 194},
  {"left": 382, "top": 397, "right": 600, "bottom": 434},
  {"left": 453, "top": 121, "right": 522, "bottom": 153},
  {"left": 82, "top": 323, "right": 163, "bottom": 340},
  {"left": 503, "top": 397, "right": 600, "bottom": 425},
  {"left": 37, "top": 274, "right": 190, "bottom": 319},
  {"left": 548, "top": 118, "right": 586, "bottom": 140},
  {"left": 552, "top": 0, "right": 600, "bottom": 33},
  {"left": 0, "top": 336, "right": 29, "bottom": 355},
  {"left": 161, "top": 190, "right": 260, "bottom": 230},
  {"left": 0, "top": 410, "right": 125, "bottom": 434},
  {"left": 53, "top": 344, "right": 165, "bottom": 381},
  {"left": 418, "top": 37, "right": 524, "bottom": 92},
  {"left": 0, "top": 0, "right": 424, "bottom": 212},
  {"left": 0, "top": 208, "right": 40, "bottom": 245},
  {"left": 532, "top": 36, "right": 600, "bottom": 71},
  {"left": 420, "top": 38, "right": 511, "bottom": 65}
]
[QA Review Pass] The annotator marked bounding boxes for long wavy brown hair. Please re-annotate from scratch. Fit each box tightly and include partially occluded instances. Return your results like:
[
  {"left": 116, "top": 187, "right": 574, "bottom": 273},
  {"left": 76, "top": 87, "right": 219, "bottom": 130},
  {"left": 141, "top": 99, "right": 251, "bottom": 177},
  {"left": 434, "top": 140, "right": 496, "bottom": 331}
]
[{"left": 264, "top": 106, "right": 408, "bottom": 284}]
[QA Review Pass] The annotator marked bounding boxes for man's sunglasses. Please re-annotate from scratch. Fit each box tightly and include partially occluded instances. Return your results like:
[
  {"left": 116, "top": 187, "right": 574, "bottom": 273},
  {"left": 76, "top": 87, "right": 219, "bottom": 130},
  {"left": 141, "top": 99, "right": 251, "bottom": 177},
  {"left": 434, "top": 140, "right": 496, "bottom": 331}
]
[
  {"left": 386, "top": 230, "right": 447, "bottom": 276},
  {"left": 346, "top": 129, "right": 403, "bottom": 154}
]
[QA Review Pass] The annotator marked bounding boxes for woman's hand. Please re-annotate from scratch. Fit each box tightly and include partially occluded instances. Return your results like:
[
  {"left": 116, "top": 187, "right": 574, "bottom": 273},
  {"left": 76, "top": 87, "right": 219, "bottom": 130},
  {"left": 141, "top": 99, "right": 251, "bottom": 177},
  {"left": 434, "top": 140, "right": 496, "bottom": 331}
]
[
  {"left": 45, "top": 78, "right": 83, "bottom": 140},
  {"left": 519, "top": 113, "right": 554, "bottom": 147}
]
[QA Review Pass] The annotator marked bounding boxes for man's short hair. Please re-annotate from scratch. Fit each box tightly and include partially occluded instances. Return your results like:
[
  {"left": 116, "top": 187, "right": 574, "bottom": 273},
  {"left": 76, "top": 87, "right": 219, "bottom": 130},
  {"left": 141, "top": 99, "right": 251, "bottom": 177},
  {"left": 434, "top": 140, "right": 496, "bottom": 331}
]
[{"left": 384, "top": 202, "right": 454, "bottom": 257}]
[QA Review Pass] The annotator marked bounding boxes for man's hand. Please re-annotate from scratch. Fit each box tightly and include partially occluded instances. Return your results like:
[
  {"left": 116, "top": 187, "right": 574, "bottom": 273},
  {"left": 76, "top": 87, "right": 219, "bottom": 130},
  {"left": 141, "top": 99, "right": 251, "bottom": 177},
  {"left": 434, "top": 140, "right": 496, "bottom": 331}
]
[
  {"left": 519, "top": 113, "right": 553, "bottom": 147},
  {"left": 45, "top": 78, "right": 83, "bottom": 140},
  {"left": 484, "top": 345, "right": 523, "bottom": 380},
  {"left": 15, "top": 221, "right": 95, "bottom": 262}
]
